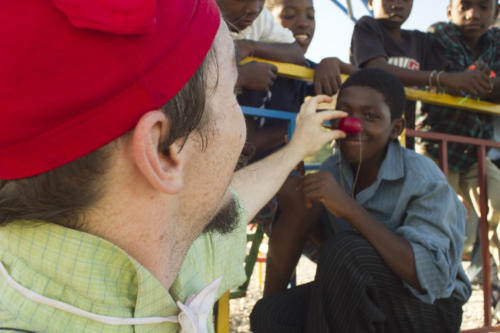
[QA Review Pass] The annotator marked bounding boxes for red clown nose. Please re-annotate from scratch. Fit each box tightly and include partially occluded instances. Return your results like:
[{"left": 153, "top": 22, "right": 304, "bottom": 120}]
[{"left": 338, "top": 117, "right": 362, "bottom": 134}]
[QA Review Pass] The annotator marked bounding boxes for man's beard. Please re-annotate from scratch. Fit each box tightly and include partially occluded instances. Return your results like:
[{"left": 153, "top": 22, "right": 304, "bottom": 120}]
[{"left": 203, "top": 196, "right": 240, "bottom": 234}]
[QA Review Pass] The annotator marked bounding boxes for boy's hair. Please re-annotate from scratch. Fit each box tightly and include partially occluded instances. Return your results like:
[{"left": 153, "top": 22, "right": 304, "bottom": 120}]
[{"left": 338, "top": 68, "right": 405, "bottom": 120}]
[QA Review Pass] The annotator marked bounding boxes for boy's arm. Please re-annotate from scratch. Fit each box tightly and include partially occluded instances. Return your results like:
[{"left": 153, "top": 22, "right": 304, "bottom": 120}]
[
  {"left": 483, "top": 77, "right": 500, "bottom": 103},
  {"left": 301, "top": 171, "right": 423, "bottom": 290},
  {"left": 236, "top": 39, "right": 305, "bottom": 65},
  {"left": 313, "top": 57, "right": 358, "bottom": 96},
  {"left": 231, "top": 96, "right": 347, "bottom": 223},
  {"left": 364, "top": 57, "right": 493, "bottom": 97}
]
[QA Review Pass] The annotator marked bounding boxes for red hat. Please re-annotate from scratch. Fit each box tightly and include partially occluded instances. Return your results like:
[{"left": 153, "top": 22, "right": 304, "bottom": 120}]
[{"left": 0, "top": 0, "right": 220, "bottom": 179}]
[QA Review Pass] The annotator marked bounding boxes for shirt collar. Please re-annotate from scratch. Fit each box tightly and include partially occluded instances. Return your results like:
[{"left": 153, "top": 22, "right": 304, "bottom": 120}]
[{"left": 0, "top": 221, "right": 177, "bottom": 320}]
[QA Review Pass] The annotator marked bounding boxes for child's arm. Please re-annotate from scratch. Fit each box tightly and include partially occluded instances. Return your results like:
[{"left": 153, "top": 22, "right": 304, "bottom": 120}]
[
  {"left": 313, "top": 57, "right": 357, "bottom": 96},
  {"left": 300, "top": 171, "right": 423, "bottom": 290},
  {"left": 235, "top": 39, "right": 305, "bottom": 65},
  {"left": 363, "top": 57, "right": 493, "bottom": 97}
]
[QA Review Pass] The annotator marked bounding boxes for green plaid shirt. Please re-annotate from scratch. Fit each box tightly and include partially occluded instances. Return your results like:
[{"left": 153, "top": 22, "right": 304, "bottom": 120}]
[
  {"left": 420, "top": 23, "right": 500, "bottom": 173},
  {"left": 0, "top": 197, "right": 246, "bottom": 332}
]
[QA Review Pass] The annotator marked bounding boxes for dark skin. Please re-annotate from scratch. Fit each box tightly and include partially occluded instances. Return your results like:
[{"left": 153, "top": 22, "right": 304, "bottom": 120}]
[
  {"left": 300, "top": 86, "right": 423, "bottom": 291},
  {"left": 269, "top": 0, "right": 357, "bottom": 95},
  {"left": 217, "top": 0, "right": 305, "bottom": 90},
  {"left": 265, "top": 86, "right": 425, "bottom": 295},
  {"left": 446, "top": 0, "right": 500, "bottom": 102},
  {"left": 364, "top": 0, "right": 494, "bottom": 98}
]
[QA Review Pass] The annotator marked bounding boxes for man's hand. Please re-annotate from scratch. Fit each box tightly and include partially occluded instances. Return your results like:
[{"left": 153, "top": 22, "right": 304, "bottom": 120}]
[
  {"left": 300, "top": 171, "right": 355, "bottom": 217},
  {"left": 237, "top": 62, "right": 277, "bottom": 91},
  {"left": 314, "top": 57, "right": 343, "bottom": 96},
  {"left": 288, "top": 95, "right": 347, "bottom": 159}
]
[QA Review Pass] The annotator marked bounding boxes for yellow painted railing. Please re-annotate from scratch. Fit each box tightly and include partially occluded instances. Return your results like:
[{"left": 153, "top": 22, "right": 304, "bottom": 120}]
[{"left": 240, "top": 57, "right": 500, "bottom": 116}]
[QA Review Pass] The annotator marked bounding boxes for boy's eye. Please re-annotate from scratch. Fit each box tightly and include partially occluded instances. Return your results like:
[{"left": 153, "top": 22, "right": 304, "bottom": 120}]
[{"left": 364, "top": 112, "right": 379, "bottom": 120}]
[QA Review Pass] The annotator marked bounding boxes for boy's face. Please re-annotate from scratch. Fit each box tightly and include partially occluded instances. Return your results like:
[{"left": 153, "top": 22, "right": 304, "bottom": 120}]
[
  {"left": 218, "top": 0, "right": 265, "bottom": 32},
  {"left": 269, "top": 0, "right": 315, "bottom": 52},
  {"left": 369, "top": 0, "right": 413, "bottom": 29},
  {"left": 448, "top": 0, "right": 499, "bottom": 42},
  {"left": 336, "top": 86, "right": 402, "bottom": 165}
]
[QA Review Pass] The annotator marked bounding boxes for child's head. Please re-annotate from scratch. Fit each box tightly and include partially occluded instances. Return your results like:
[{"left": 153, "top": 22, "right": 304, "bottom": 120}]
[
  {"left": 336, "top": 68, "right": 405, "bottom": 165},
  {"left": 369, "top": 0, "right": 413, "bottom": 30},
  {"left": 447, "top": 0, "right": 499, "bottom": 41},
  {"left": 267, "top": 0, "right": 315, "bottom": 52},
  {"left": 218, "top": 0, "right": 265, "bottom": 32}
]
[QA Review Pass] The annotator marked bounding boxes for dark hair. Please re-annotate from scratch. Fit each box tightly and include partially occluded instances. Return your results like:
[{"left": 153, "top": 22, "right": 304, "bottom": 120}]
[
  {"left": 0, "top": 49, "right": 215, "bottom": 229},
  {"left": 337, "top": 68, "right": 405, "bottom": 120}
]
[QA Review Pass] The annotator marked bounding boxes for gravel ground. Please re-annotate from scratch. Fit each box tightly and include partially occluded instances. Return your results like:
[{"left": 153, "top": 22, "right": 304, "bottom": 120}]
[{"left": 229, "top": 239, "right": 485, "bottom": 332}]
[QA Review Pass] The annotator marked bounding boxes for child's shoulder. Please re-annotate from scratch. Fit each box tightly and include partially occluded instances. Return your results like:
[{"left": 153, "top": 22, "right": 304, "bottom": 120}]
[
  {"left": 354, "top": 15, "right": 380, "bottom": 30},
  {"left": 401, "top": 146, "right": 447, "bottom": 184}
]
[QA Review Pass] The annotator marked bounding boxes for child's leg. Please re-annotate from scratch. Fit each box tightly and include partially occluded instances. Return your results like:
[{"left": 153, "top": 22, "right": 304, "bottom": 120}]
[
  {"left": 264, "top": 175, "right": 323, "bottom": 296},
  {"left": 304, "top": 232, "right": 464, "bottom": 333}
]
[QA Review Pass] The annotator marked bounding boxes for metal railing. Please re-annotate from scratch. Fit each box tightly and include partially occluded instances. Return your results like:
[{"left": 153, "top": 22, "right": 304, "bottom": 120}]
[{"left": 239, "top": 57, "right": 500, "bottom": 332}]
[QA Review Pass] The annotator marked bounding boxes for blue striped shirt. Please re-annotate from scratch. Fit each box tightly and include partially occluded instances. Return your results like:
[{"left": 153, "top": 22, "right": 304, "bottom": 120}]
[{"left": 320, "top": 140, "right": 472, "bottom": 304}]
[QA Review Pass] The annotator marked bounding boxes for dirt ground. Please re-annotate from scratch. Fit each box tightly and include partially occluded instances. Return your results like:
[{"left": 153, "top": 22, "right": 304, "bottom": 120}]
[{"left": 228, "top": 239, "right": 485, "bottom": 332}]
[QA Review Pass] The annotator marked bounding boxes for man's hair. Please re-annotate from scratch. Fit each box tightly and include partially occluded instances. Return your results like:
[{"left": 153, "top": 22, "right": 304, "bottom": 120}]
[
  {"left": 337, "top": 68, "right": 405, "bottom": 120},
  {"left": 0, "top": 49, "right": 215, "bottom": 229}
]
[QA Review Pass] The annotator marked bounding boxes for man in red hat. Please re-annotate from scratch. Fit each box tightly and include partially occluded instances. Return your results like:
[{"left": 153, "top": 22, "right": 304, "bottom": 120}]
[{"left": 0, "top": 0, "right": 346, "bottom": 331}]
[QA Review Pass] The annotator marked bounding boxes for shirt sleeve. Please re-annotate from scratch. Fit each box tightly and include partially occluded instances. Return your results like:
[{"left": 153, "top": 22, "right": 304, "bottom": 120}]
[
  {"left": 256, "top": 8, "right": 295, "bottom": 43},
  {"left": 350, "top": 16, "right": 388, "bottom": 67},
  {"left": 395, "top": 174, "right": 467, "bottom": 303}
]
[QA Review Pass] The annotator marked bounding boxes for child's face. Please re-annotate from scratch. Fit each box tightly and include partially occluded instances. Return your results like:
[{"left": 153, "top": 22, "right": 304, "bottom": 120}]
[
  {"left": 269, "top": 0, "right": 315, "bottom": 52},
  {"left": 448, "top": 0, "right": 499, "bottom": 42},
  {"left": 369, "top": 0, "right": 413, "bottom": 29},
  {"left": 218, "top": 0, "right": 265, "bottom": 32},
  {"left": 336, "top": 86, "right": 402, "bottom": 166}
]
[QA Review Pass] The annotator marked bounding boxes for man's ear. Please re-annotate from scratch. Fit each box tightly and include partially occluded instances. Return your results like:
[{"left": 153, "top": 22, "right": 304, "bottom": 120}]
[
  {"left": 390, "top": 118, "right": 406, "bottom": 140},
  {"left": 132, "top": 110, "right": 183, "bottom": 194},
  {"left": 447, "top": 3, "right": 452, "bottom": 20}
]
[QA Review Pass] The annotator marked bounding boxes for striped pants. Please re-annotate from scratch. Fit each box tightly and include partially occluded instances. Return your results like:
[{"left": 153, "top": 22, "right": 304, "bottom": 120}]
[{"left": 250, "top": 232, "right": 464, "bottom": 333}]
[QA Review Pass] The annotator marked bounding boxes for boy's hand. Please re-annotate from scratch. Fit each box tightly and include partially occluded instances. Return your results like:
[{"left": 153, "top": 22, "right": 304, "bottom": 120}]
[
  {"left": 440, "top": 70, "right": 492, "bottom": 97},
  {"left": 300, "top": 171, "right": 355, "bottom": 218},
  {"left": 314, "top": 57, "right": 343, "bottom": 96},
  {"left": 237, "top": 62, "right": 277, "bottom": 91},
  {"left": 288, "top": 95, "right": 347, "bottom": 159},
  {"left": 234, "top": 40, "right": 256, "bottom": 60}
]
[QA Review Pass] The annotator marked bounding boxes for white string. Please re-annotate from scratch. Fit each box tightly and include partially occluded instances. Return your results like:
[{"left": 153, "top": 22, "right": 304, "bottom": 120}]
[
  {"left": 339, "top": 133, "right": 362, "bottom": 198},
  {"left": 0, "top": 261, "right": 178, "bottom": 326}
]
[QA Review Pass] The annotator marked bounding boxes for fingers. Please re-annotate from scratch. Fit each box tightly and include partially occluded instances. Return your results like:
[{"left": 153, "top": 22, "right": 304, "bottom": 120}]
[
  {"left": 317, "top": 110, "right": 348, "bottom": 122},
  {"left": 299, "top": 95, "right": 333, "bottom": 116},
  {"left": 321, "top": 77, "right": 334, "bottom": 96}
]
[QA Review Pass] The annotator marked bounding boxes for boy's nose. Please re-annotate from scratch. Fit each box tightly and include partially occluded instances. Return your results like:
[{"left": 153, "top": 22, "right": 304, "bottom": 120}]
[
  {"left": 296, "top": 14, "right": 311, "bottom": 28},
  {"left": 245, "top": 0, "right": 263, "bottom": 15},
  {"left": 465, "top": 7, "right": 480, "bottom": 20}
]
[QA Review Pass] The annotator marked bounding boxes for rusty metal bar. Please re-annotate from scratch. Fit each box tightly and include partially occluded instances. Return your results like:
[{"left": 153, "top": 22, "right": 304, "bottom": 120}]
[
  {"left": 405, "top": 129, "right": 500, "bottom": 331},
  {"left": 477, "top": 144, "right": 492, "bottom": 326}
]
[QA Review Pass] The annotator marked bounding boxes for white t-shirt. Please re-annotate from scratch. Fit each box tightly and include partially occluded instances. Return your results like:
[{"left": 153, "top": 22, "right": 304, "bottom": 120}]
[{"left": 230, "top": 8, "right": 295, "bottom": 43}]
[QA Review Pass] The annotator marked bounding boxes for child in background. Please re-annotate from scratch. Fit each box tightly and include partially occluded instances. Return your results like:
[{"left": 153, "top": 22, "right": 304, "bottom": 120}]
[
  {"left": 217, "top": 0, "right": 305, "bottom": 93},
  {"left": 251, "top": 68, "right": 471, "bottom": 333},
  {"left": 350, "top": 0, "right": 493, "bottom": 148},
  {"left": 422, "top": 0, "right": 500, "bottom": 302},
  {"left": 257, "top": 0, "right": 357, "bottom": 296},
  {"left": 233, "top": 0, "right": 357, "bottom": 161}
]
